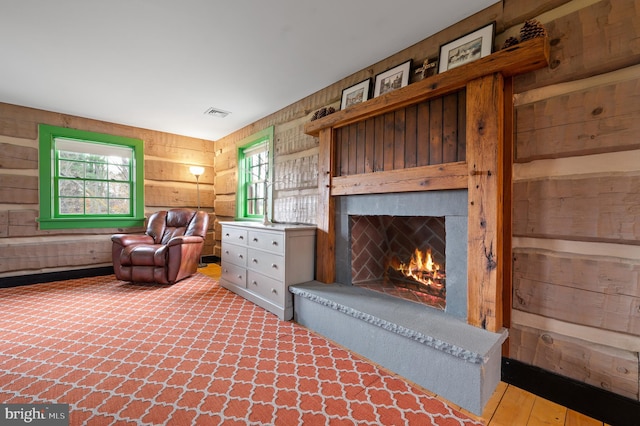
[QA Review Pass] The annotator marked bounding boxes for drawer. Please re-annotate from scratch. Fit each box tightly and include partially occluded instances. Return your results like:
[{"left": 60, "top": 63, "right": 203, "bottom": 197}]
[
  {"left": 221, "top": 241, "right": 247, "bottom": 267},
  {"left": 247, "top": 270, "right": 285, "bottom": 306},
  {"left": 221, "top": 262, "right": 247, "bottom": 288},
  {"left": 222, "top": 226, "right": 248, "bottom": 246},
  {"left": 247, "top": 249, "right": 284, "bottom": 281},
  {"left": 248, "top": 230, "right": 284, "bottom": 254}
]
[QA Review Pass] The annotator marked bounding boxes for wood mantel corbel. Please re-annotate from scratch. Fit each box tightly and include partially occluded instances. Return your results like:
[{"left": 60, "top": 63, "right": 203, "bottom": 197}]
[{"left": 305, "top": 37, "right": 550, "bottom": 332}]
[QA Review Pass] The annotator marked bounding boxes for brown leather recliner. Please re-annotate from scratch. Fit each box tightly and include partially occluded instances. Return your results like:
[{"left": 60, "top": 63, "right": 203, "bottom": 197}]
[{"left": 111, "top": 209, "right": 209, "bottom": 284}]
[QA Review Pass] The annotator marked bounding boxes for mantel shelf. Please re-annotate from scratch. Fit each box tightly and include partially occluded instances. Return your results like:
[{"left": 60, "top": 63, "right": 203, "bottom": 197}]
[{"left": 304, "top": 37, "right": 550, "bottom": 137}]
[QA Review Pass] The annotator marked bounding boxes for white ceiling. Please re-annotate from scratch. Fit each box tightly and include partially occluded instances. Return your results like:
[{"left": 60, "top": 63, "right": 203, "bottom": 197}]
[{"left": 0, "top": 1, "right": 498, "bottom": 141}]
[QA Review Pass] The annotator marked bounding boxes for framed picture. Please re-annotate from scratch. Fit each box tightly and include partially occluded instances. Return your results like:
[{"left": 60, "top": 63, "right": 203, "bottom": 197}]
[
  {"left": 438, "top": 22, "right": 495, "bottom": 73},
  {"left": 373, "top": 60, "right": 412, "bottom": 97},
  {"left": 340, "top": 78, "right": 371, "bottom": 109}
]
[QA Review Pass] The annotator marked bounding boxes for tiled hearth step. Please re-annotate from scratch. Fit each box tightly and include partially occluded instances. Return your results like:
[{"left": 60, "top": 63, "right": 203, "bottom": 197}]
[{"left": 290, "top": 282, "right": 507, "bottom": 415}]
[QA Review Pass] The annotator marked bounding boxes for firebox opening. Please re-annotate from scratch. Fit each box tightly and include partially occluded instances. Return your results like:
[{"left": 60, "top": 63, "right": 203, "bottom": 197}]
[{"left": 349, "top": 215, "right": 446, "bottom": 310}]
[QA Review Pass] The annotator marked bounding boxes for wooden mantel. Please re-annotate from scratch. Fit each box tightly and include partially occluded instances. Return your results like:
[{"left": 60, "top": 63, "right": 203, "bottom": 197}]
[{"left": 305, "top": 37, "right": 550, "bottom": 332}]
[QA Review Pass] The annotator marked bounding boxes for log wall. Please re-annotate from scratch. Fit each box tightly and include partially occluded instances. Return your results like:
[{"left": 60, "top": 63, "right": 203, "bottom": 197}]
[
  {"left": 214, "top": 0, "right": 640, "bottom": 401},
  {"left": 0, "top": 103, "right": 215, "bottom": 278},
  {"left": 509, "top": 0, "right": 640, "bottom": 402}
]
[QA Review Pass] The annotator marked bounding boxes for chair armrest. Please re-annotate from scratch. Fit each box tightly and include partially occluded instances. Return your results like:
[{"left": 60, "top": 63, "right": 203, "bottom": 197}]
[
  {"left": 166, "top": 235, "right": 204, "bottom": 247},
  {"left": 111, "top": 234, "right": 155, "bottom": 246}
]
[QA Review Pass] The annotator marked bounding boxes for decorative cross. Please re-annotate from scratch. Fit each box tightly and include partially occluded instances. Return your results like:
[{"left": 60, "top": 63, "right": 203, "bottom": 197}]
[{"left": 415, "top": 57, "right": 438, "bottom": 79}]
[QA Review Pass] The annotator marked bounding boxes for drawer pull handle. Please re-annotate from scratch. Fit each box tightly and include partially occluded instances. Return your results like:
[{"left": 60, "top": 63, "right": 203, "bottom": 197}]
[
  {"left": 237, "top": 274, "right": 243, "bottom": 279},
  {"left": 271, "top": 288, "right": 277, "bottom": 294},
  {"left": 251, "top": 280, "right": 258, "bottom": 286},
  {"left": 225, "top": 233, "right": 229, "bottom": 237},
  {"left": 271, "top": 241, "right": 278, "bottom": 246},
  {"left": 225, "top": 250, "right": 229, "bottom": 255},
  {"left": 252, "top": 259, "right": 258, "bottom": 263},
  {"left": 239, "top": 236, "right": 244, "bottom": 240},
  {"left": 238, "top": 254, "right": 243, "bottom": 258},
  {"left": 271, "top": 264, "right": 278, "bottom": 269},
  {"left": 253, "top": 238, "right": 259, "bottom": 242}
]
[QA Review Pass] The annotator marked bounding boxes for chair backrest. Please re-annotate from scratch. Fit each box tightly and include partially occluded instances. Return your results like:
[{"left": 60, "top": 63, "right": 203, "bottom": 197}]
[{"left": 146, "top": 209, "right": 208, "bottom": 244}]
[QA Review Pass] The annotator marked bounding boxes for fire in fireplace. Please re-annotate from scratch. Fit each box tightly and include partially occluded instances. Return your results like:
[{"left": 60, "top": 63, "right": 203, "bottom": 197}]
[
  {"left": 350, "top": 215, "right": 447, "bottom": 309},
  {"left": 386, "top": 247, "right": 445, "bottom": 294}
]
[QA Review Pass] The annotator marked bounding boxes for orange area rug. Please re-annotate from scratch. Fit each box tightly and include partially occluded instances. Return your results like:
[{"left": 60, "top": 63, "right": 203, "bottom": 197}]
[{"left": 0, "top": 273, "right": 482, "bottom": 425}]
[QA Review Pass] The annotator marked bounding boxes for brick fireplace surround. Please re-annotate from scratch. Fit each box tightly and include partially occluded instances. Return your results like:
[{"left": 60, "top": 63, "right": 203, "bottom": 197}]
[{"left": 290, "top": 38, "right": 550, "bottom": 415}]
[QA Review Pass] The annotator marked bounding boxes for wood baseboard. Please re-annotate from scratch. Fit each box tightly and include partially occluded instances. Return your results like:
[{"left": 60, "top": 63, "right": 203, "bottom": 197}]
[
  {"left": 201, "top": 255, "right": 220, "bottom": 264},
  {"left": 502, "top": 357, "right": 639, "bottom": 426},
  {"left": 0, "top": 266, "right": 115, "bottom": 288}
]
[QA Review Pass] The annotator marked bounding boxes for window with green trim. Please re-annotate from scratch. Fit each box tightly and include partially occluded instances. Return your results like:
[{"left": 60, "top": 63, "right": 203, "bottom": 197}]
[
  {"left": 38, "top": 124, "right": 145, "bottom": 229},
  {"left": 236, "top": 126, "right": 274, "bottom": 220}
]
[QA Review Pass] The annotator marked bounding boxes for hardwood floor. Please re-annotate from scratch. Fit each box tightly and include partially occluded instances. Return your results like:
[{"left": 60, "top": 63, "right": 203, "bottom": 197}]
[
  {"left": 477, "top": 381, "right": 608, "bottom": 425},
  {"left": 198, "top": 263, "right": 607, "bottom": 425}
]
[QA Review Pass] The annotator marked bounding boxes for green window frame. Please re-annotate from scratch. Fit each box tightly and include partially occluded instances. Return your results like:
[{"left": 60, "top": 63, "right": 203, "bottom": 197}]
[
  {"left": 38, "top": 124, "right": 145, "bottom": 229},
  {"left": 236, "top": 126, "right": 274, "bottom": 221}
]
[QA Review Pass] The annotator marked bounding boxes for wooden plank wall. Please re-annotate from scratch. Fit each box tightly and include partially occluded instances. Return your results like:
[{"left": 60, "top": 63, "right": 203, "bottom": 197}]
[
  {"left": 0, "top": 103, "right": 215, "bottom": 278},
  {"left": 506, "top": 0, "right": 640, "bottom": 402},
  {"left": 334, "top": 91, "right": 466, "bottom": 176}
]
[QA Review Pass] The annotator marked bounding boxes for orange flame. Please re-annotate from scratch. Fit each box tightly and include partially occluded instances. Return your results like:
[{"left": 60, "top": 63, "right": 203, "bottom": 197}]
[{"left": 393, "top": 248, "right": 445, "bottom": 289}]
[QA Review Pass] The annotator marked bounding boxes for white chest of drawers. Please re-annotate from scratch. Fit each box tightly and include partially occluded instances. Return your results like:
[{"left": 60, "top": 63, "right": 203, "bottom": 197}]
[{"left": 220, "top": 222, "right": 316, "bottom": 320}]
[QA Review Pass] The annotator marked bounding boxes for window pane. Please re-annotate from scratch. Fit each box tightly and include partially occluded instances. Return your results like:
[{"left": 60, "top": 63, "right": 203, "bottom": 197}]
[
  {"left": 59, "top": 160, "right": 85, "bottom": 178},
  {"left": 109, "top": 199, "right": 130, "bottom": 214},
  {"left": 247, "top": 199, "right": 263, "bottom": 216},
  {"left": 85, "top": 181, "right": 107, "bottom": 197},
  {"left": 59, "top": 197, "right": 83, "bottom": 214},
  {"left": 85, "top": 198, "right": 108, "bottom": 215},
  {"left": 109, "top": 155, "right": 130, "bottom": 166},
  {"left": 108, "top": 164, "right": 130, "bottom": 181},
  {"left": 59, "top": 150, "right": 87, "bottom": 161},
  {"left": 109, "top": 182, "right": 130, "bottom": 199},
  {"left": 85, "top": 162, "right": 108, "bottom": 180},
  {"left": 59, "top": 179, "right": 84, "bottom": 197}
]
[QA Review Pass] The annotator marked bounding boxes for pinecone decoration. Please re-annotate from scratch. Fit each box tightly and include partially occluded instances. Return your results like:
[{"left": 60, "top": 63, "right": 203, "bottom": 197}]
[
  {"left": 310, "top": 106, "right": 336, "bottom": 121},
  {"left": 502, "top": 36, "right": 520, "bottom": 49},
  {"left": 310, "top": 107, "right": 326, "bottom": 121},
  {"left": 519, "top": 19, "right": 547, "bottom": 42}
]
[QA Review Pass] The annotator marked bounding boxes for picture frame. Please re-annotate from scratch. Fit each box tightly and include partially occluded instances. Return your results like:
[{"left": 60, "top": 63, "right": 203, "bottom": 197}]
[
  {"left": 340, "top": 78, "right": 371, "bottom": 110},
  {"left": 438, "top": 22, "right": 495, "bottom": 73},
  {"left": 373, "top": 60, "right": 412, "bottom": 97}
]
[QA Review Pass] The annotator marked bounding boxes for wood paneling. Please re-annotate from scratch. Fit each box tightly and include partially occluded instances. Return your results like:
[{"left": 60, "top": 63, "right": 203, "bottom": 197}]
[
  {"left": 330, "top": 162, "right": 467, "bottom": 196},
  {"left": 515, "top": 74, "right": 640, "bottom": 161},
  {"left": 502, "top": 0, "right": 572, "bottom": 27},
  {"left": 513, "top": 174, "right": 640, "bottom": 244},
  {"left": 0, "top": 175, "right": 38, "bottom": 204},
  {"left": 0, "top": 237, "right": 112, "bottom": 272},
  {"left": 316, "top": 128, "right": 335, "bottom": 283},
  {"left": 509, "top": 324, "right": 639, "bottom": 400},
  {"left": 466, "top": 73, "right": 505, "bottom": 332},
  {"left": 145, "top": 159, "right": 214, "bottom": 185},
  {"left": 0, "top": 142, "right": 37, "bottom": 169},
  {"left": 334, "top": 92, "right": 466, "bottom": 176},
  {"left": 514, "top": 0, "right": 640, "bottom": 93}
]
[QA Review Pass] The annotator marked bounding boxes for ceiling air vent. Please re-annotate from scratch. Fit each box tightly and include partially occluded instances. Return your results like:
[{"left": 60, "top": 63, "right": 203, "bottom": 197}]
[{"left": 204, "top": 107, "right": 231, "bottom": 118}]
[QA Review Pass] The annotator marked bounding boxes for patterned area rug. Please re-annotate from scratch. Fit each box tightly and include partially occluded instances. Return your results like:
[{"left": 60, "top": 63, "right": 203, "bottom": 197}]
[{"left": 0, "top": 273, "right": 483, "bottom": 425}]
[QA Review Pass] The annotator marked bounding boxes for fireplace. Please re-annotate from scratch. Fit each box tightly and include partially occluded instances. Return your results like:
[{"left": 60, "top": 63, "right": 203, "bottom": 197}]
[
  {"left": 293, "top": 37, "right": 550, "bottom": 415},
  {"left": 335, "top": 190, "right": 468, "bottom": 320},
  {"left": 350, "top": 214, "right": 447, "bottom": 309}
]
